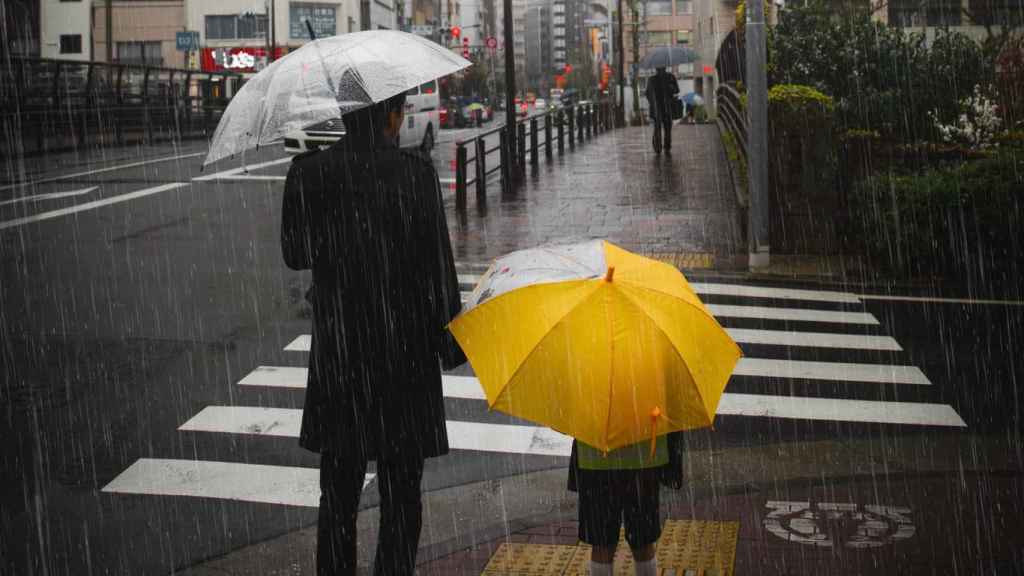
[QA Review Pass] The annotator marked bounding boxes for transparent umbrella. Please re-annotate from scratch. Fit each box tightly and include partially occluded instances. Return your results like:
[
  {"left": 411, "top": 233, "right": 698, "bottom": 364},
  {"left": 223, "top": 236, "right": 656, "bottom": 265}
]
[
  {"left": 638, "top": 46, "right": 697, "bottom": 70},
  {"left": 203, "top": 30, "right": 470, "bottom": 165}
]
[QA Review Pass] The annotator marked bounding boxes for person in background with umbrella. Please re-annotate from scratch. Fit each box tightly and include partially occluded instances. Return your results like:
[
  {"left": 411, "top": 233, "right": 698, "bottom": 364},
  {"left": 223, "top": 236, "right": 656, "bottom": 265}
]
[
  {"left": 281, "top": 85, "right": 466, "bottom": 576},
  {"left": 645, "top": 66, "right": 680, "bottom": 154}
]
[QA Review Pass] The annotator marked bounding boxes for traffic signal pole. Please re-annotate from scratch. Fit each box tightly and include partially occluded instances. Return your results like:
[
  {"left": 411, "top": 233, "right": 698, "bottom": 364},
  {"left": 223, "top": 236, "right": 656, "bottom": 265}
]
[{"left": 503, "top": 0, "right": 518, "bottom": 177}]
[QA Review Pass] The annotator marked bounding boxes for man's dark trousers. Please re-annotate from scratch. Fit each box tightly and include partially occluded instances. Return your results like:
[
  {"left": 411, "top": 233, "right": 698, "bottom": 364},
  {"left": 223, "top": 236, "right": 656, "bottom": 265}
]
[
  {"left": 652, "top": 113, "right": 672, "bottom": 153},
  {"left": 317, "top": 451, "right": 425, "bottom": 575}
]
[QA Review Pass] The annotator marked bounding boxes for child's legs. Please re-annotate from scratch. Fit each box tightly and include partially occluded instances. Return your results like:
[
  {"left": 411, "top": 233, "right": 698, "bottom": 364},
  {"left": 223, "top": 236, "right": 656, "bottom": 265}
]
[
  {"left": 578, "top": 470, "right": 623, "bottom": 565},
  {"left": 624, "top": 469, "right": 662, "bottom": 558}
]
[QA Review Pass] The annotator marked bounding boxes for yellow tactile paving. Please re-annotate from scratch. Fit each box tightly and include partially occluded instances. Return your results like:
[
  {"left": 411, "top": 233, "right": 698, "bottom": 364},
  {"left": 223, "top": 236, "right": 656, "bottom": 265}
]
[
  {"left": 481, "top": 543, "right": 578, "bottom": 575},
  {"left": 644, "top": 252, "right": 716, "bottom": 270},
  {"left": 483, "top": 520, "right": 739, "bottom": 576}
]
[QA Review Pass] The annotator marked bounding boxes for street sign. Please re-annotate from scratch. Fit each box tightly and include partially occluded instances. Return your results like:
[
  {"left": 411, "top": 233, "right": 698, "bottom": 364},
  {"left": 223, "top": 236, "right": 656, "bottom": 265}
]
[
  {"left": 486, "top": 36, "right": 497, "bottom": 50},
  {"left": 176, "top": 31, "right": 199, "bottom": 52}
]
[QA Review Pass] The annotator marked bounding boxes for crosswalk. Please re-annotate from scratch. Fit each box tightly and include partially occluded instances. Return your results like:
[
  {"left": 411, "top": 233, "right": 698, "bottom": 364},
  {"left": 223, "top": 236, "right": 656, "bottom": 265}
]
[{"left": 102, "top": 271, "right": 967, "bottom": 508}]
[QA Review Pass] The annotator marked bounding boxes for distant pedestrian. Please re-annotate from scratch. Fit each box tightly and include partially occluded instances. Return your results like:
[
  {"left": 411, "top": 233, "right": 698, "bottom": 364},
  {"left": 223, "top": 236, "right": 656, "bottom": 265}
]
[
  {"left": 568, "top": 434, "right": 684, "bottom": 575},
  {"left": 281, "top": 90, "right": 466, "bottom": 575},
  {"left": 645, "top": 66, "right": 680, "bottom": 154}
]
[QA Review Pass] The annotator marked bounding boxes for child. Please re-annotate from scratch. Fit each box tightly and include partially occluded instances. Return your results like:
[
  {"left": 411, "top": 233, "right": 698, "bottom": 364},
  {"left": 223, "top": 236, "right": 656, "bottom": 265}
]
[{"left": 569, "top": 433, "right": 679, "bottom": 576}]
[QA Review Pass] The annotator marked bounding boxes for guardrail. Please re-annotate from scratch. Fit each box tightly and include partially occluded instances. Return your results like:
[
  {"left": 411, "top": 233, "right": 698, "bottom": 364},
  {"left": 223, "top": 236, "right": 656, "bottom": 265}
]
[
  {"left": 453, "top": 99, "right": 615, "bottom": 212},
  {"left": 0, "top": 57, "right": 243, "bottom": 158},
  {"left": 716, "top": 83, "right": 747, "bottom": 163}
]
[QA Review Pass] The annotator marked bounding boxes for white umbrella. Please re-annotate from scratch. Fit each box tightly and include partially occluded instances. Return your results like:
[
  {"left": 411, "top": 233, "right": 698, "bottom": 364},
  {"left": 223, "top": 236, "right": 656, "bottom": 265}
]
[{"left": 203, "top": 30, "right": 470, "bottom": 165}]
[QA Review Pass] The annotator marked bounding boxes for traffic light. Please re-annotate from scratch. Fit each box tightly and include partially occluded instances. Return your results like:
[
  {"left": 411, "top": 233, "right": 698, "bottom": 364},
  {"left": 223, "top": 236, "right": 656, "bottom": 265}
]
[
  {"left": 462, "top": 37, "right": 470, "bottom": 59},
  {"left": 450, "top": 26, "right": 461, "bottom": 38},
  {"left": 564, "top": 64, "right": 573, "bottom": 74}
]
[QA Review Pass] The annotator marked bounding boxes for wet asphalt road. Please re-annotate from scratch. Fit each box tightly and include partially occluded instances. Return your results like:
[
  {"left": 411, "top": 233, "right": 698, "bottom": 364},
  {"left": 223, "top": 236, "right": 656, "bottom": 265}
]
[{"left": 1, "top": 133, "right": 1022, "bottom": 575}]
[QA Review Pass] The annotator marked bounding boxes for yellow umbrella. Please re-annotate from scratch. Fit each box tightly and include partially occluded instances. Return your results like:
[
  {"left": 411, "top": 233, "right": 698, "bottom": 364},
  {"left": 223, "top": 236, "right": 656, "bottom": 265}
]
[{"left": 449, "top": 240, "right": 742, "bottom": 454}]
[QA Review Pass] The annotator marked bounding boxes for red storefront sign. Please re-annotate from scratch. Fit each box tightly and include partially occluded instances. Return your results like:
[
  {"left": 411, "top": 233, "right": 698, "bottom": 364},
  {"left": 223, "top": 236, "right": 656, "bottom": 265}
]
[{"left": 201, "top": 47, "right": 285, "bottom": 72}]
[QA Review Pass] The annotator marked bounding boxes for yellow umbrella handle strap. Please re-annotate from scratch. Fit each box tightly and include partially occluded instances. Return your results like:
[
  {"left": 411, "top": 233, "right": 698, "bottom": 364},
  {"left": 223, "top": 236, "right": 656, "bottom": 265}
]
[{"left": 649, "top": 406, "right": 661, "bottom": 460}]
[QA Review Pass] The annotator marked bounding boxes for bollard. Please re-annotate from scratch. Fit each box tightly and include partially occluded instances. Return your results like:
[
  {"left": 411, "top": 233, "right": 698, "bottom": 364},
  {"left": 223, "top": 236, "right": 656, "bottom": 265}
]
[
  {"left": 500, "top": 128, "right": 511, "bottom": 196},
  {"left": 586, "top": 104, "right": 593, "bottom": 138},
  {"left": 557, "top": 110, "right": 565, "bottom": 154},
  {"left": 455, "top": 142, "right": 467, "bottom": 212},
  {"left": 578, "top": 105, "right": 585, "bottom": 141},
  {"left": 476, "top": 137, "right": 487, "bottom": 202},
  {"left": 544, "top": 114, "right": 553, "bottom": 159},
  {"left": 568, "top": 107, "right": 575, "bottom": 148},
  {"left": 517, "top": 122, "right": 526, "bottom": 168},
  {"left": 530, "top": 118, "right": 539, "bottom": 166}
]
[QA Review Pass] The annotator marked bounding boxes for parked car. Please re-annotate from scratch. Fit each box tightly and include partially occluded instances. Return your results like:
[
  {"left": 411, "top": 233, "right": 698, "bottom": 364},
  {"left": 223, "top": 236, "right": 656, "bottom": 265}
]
[
  {"left": 284, "top": 79, "right": 440, "bottom": 154},
  {"left": 534, "top": 98, "right": 547, "bottom": 111}
]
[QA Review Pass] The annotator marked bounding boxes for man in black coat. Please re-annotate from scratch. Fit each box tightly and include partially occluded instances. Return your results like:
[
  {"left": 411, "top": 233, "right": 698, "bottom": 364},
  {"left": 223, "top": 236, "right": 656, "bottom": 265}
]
[
  {"left": 281, "top": 91, "right": 465, "bottom": 575},
  {"left": 645, "top": 66, "right": 680, "bottom": 154}
]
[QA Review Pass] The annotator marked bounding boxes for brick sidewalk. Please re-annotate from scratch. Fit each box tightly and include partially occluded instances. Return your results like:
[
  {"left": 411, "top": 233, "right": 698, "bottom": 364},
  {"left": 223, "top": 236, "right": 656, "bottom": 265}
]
[{"left": 444, "top": 122, "right": 744, "bottom": 268}]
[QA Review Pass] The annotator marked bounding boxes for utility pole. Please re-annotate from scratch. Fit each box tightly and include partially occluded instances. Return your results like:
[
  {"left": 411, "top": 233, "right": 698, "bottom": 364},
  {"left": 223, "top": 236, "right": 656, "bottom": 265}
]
[
  {"left": 630, "top": 0, "right": 641, "bottom": 122},
  {"left": 745, "top": 0, "right": 770, "bottom": 267},
  {"left": 105, "top": 0, "right": 113, "bottom": 63},
  {"left": 615, "top": 0, "right": 624, "bottom": 125},
  {"left": 503, "top": 0, "right": 518, "bottom": 175}
]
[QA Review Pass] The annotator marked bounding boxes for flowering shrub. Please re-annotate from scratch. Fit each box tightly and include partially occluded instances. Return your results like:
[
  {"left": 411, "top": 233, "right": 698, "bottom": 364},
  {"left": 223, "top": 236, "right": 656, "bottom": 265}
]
[{"left": 929, "top": 85, "right": 1002, "bottom": 149}]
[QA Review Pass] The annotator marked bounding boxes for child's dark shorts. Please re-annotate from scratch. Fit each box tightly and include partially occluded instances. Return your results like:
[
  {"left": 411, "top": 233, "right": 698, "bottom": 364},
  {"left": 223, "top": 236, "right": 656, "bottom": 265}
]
[{"left": 577, "top": 467, "right": 661, "bottom": 548}]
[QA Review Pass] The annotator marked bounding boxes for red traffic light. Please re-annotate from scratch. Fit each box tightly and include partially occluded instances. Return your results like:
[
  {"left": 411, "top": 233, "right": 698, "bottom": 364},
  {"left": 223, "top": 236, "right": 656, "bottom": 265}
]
[{"left": 451, "top": 26, "right": 461, "bottom": 38}]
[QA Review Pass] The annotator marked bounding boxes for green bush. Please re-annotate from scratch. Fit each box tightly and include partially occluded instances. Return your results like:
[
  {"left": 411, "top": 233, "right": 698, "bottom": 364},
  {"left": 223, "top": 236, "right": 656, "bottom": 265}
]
[
  {"left": 847, "top": 152, "right": 1023, "bottom": 279},
  {"left": 768, "top": 84, "right": 834, "bottom": 128}
]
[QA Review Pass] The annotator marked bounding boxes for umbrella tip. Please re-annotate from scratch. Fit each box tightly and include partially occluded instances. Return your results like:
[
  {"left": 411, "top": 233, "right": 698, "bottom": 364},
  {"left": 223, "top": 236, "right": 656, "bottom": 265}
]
[{"left": 604, "top": 266, "right": 615, "bottom": 282}]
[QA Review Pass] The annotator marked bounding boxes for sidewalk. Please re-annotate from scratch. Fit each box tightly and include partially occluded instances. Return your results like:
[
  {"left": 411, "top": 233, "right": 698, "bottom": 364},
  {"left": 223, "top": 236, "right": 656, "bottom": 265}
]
[{"left": 443, "top": 122, "right": 745, "bottom": 270}]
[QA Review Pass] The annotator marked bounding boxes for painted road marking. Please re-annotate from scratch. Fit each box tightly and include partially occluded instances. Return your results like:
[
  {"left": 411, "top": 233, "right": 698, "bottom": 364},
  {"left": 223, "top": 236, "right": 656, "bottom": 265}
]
[
  {"left": 205, "top": 175, "right": 287, "bottom": 182},
  {"left": 0, "top": 186, "right": 98, "bottom": 207},
  {"left": 235, "top": 371, "right": 962, "bottom": 425},
  {"left": 285, "top": 329, "right": 901, "bottom": 353},
  {"left": 0, "top": 152, "right": 204, "bottom": 192},
  {"left": 0, "top": 182, "right": 188, "bottom": 232},
  {"left": 718, "top": 393, "right": 965, "bottom": 427},
  {"left": 733, "top": 358, "right": 930, "bottom": 385},
  {"left": 763, "top": 501, "right": 915, "bottom": 548},
  {"left": 439, "top": 177, "right": 457, "bottom": 184},
  {"left": 193, "top": 157, "right": 292, "bottom": 182},
  {"left": 704, "top": 304, "right": 879, "bottom": 325},
  {"left": 724, "top": 328, "right": 901, "bottom": 351},
  {"left": 243, "top": 360, "right": 928, "bottom": 390},
  {"left": 101, "top": 458, "right": 373, "bottom": 507},
  {"left": 689, "top": 282, "right": 862, "bottom": 304},
  {"left": 180, "top": 406, "right": 573, "bottom": 457},
  {"left": 238, "top": 366, "right": 482, "bottom": 396},
  {"left": 856, "top": 293, "right": 1024, "bottom": 307}
]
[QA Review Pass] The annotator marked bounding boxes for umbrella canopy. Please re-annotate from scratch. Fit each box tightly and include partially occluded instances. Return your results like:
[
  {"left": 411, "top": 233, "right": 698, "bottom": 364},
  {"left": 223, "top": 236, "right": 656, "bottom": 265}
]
[
  {"left": 203, "top": 30, "right": 470, "bottom": 165},
  {"left": 466, "top": 102, "right": 486, "bottom": 111},
  {"left": 448, "top": 240, "right": 741, "bottom": 453},
  {"left": 639, "top": 46, "right": 697, "bottom": 70}
]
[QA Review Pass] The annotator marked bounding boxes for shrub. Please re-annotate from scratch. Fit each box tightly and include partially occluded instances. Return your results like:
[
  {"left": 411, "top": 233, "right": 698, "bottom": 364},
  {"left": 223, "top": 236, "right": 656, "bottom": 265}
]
[
  {"left": 768, "top": 84, "right": 834, "bottom": 131},
  {"left": 847, "top": 151, "right": 1023, "bottom": 279}
]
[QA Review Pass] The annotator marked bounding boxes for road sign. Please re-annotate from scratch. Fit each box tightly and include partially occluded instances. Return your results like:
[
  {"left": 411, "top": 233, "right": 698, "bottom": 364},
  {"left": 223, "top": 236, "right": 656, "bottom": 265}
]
[
  {"left": 176, "top": 31, "right": 199, "bottom": 52},
  {"left": 462, "top": 37, "right": 470, "bottom": 59},
  {"left": 486, "top": 36, "right": 497, "bottom": 50}
]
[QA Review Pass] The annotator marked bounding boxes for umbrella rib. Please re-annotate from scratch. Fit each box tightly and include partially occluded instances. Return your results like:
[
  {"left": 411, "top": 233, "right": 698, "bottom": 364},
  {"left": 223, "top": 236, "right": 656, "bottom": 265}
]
[
  {"left": 615, "top": 286, "right": 721, "bottom": 428},
  {"left": 602, "top": 284, "right": 615, "bottom": 453}
]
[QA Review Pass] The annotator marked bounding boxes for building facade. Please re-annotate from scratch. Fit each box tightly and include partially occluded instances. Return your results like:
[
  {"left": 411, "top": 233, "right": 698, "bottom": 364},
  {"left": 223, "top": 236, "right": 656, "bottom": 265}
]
[
  {"left": 525, "top": 0, "right": 552, "bottom": 91},
  {"left": 40, "top": 0, "right": 92, "bottom": 60},
  {"left": 92, "top": 0, "right": 186, "bottom": 68}
]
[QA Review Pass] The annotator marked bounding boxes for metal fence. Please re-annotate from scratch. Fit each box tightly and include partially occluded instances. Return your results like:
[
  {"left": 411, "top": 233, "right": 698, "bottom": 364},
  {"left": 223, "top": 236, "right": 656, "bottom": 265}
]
[
  {"left": 453, "top": 99, "right": 616, "bottom": 212},
  {"left": 0, "top": 57, "right": 243, "bottom": 158}
]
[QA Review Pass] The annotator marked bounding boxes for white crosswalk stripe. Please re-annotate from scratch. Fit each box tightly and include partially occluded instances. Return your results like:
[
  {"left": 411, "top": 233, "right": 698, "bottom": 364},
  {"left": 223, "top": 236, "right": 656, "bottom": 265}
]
[{"left": 103, "top": 275, "right": 967, "bottom": 508}]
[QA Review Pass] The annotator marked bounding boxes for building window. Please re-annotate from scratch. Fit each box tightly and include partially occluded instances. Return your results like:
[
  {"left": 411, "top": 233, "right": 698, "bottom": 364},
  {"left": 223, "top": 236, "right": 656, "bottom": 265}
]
[
  {"left": 647, "top": 31, "right": 673, "bottom": 45},
  {"left": 205, "top": 14, "right": 267, "bottom": 40},
  {"left": 675, "top": 0, "right": 693, "bottom": 13},
  {"left": 117, "top": 41, "right": 164, "bottom": 65},
  {"left": 290, "top": 4, "right": 337, "bottom": 38},
  {"left": 676, "top": 30, "right": 690, "bottom": 44},
  {"left": 59, "top": 34, "right": 82, "bottom": 54},
  {"left": 645, "top": 0, "right": 673, "bottom": 15}
]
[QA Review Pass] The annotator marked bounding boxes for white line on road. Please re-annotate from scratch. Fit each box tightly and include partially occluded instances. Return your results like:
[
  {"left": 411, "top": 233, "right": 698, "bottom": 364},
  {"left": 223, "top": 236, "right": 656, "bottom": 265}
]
[
  {"left": 855, "top": 293, "right": 1024, "bottom": 307},
  {"left": 101, "top": 458, "right": 374, "bottom": 507},
  {"left": 192, "top": 157, "right": 292, "bottom": 182},
  {"left": 705, "top": 304, "right": 879, "bottom": 325},
  {"left": 689, "top": 282, "right": 862, "bottom": 304},
  {"left": 733, "top": 358, "right": 930, "bottom": 385},
  {"left": 179, "top": 406, "right": 573, "bottom": 457},
  {"left": 0, "top": 152, "right": 204, "bottom": 192},
  {"left": 285, "top": 329, "right": 902, "bottom": 354},
  {"left": 0, "top": 182, "right": 188, "bottom": 232},
  {"left": 239, "top": 366, "right": 483, "bottom": 396},
  {"left": 717, "top": 393, "right": 966, "bottom": 427},
  {"left": 0, "top": 186, "right": 98, "bottom": 207},
  {"left": 205, "top": 175, "right": 287, "bottom": 182},
  {"left": 724, "top": 328, "right": 902, "bottom": 351}
]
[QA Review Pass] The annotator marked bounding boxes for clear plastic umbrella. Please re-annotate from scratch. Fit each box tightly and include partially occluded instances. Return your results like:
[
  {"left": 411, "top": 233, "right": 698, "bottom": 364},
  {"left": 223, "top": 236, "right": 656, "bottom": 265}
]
[{"left": 203, "top": 30, "right": 470, "bottom": 166}]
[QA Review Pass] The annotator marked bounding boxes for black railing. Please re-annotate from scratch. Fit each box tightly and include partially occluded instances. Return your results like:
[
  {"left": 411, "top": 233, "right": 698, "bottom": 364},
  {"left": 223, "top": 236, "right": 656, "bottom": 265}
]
[
  {"left": 453, "top": 99, "right": 616, "bottom": 213},
  {"left": 0, "top": 57, "right": 243, "bottom": 157},
  {"left": 716, "top": 83, "right": 747, "bottom": 163}
]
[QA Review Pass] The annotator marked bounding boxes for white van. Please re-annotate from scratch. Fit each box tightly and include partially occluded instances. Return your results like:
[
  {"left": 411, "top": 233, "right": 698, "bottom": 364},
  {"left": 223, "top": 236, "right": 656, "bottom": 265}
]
[{"left": 283, "top": 79, "right": 440, "bottom": 155}]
